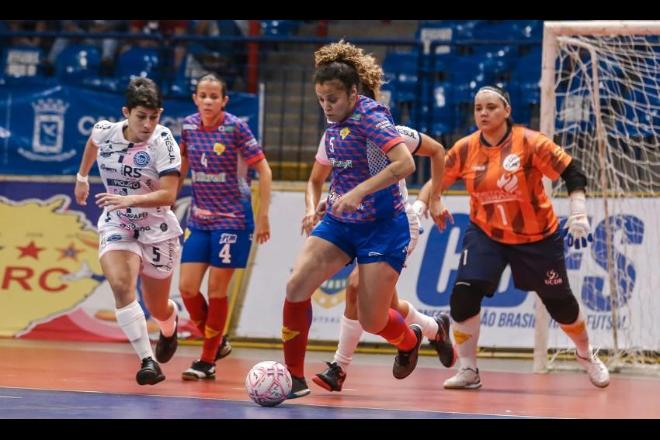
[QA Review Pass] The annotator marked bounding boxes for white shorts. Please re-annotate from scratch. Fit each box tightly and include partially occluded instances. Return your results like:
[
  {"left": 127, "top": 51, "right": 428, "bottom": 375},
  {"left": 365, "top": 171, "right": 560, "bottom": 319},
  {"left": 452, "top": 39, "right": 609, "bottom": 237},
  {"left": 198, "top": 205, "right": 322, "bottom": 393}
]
[{"left": 99, "top": 228, "right": 180, "bottom": 279}]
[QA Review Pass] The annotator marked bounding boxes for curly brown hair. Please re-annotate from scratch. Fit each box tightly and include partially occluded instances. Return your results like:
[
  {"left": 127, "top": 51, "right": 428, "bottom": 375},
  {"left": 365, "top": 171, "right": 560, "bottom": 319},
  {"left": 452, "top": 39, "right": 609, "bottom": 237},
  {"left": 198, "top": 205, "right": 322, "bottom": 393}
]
[{"left": 314, "top": 40, "right": 384, "bottom": 101}]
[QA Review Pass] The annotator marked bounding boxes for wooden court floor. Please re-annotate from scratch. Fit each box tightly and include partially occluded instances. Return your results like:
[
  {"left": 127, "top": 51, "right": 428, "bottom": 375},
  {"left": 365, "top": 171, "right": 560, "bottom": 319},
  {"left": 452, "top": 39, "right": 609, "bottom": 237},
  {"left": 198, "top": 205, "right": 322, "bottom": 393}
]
[{"left": 0, "top": 338, "right": 658, "bottom": 419}]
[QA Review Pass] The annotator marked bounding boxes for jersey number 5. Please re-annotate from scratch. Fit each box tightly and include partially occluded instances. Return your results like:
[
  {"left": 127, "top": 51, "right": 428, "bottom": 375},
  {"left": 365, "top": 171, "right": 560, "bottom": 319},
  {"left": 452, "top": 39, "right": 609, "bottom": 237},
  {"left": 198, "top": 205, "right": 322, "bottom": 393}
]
[{"left": 219, "top": 243, "right": 232, "bottom": 264}]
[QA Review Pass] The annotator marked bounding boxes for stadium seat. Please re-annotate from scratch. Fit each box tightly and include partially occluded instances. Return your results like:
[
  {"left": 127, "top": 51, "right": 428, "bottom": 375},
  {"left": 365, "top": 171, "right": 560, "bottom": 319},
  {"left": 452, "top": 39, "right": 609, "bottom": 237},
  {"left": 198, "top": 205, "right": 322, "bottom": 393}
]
[
  {"left": 55, "top": 44, "right": 101, "bottom": 82},
  {"left": 382, "top": 52, "right": 420, "bottom": 102},
  {"left": 1, "top": 45, "right": 44, "bottom": 79},
  {"left": 116, "top": 47, "right": 162, "bottom": 83}
]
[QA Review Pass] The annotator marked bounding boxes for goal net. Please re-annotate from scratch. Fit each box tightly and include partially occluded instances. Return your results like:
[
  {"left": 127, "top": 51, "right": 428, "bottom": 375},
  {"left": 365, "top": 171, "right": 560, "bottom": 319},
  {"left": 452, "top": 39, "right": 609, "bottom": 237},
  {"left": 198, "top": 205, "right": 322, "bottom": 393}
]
[{"left": 534, "top": 21, "right": 660, "bottom": 373}]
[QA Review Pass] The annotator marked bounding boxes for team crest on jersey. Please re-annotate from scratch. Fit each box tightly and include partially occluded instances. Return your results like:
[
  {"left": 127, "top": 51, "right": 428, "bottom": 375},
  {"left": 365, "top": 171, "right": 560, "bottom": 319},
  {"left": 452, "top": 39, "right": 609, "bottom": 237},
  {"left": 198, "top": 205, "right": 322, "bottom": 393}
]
[
  {"left": 502, "top": 154, "right": 521, "bottom": 172},
  {"left": 340, "top": 127, "right": 350, "bottom": 140},
  {"left": 312, "top": 261, "right": 356, "bottom": 309},
  {"left": 213, "top": 143, "right": 226, "bottom": 156},
  {"left": 133, "top": 151, "right": 151, "bottom": 167}
]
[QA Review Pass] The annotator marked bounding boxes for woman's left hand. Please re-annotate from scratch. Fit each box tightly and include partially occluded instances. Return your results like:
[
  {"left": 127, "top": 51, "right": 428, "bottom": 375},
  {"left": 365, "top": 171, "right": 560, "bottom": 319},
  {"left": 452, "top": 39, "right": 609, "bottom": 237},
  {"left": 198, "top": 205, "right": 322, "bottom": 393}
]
[
  {"left": 255, "top": 214, "right": 271, "bottom": 244},
  {"left": 95, "top": 193, "right": 135, "bottom": 212}
]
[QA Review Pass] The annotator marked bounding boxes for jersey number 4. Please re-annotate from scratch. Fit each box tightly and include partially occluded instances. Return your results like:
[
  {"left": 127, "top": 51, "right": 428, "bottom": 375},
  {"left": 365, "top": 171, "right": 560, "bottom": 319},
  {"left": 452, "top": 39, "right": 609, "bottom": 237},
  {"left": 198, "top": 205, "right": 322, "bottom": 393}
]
[{"left": 219, "top": 243, "right": 232, "bottom": 264}]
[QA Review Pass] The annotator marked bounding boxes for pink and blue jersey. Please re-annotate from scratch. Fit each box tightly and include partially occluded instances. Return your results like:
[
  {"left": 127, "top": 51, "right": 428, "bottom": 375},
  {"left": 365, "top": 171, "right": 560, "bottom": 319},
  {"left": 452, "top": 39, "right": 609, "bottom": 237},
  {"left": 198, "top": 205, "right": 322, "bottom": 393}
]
[
  {"left": 180, "top": 112, "right": 265, "bottom": 230},
  {"left": 323, "top": 95, "right": 405, "bottom": 223}
]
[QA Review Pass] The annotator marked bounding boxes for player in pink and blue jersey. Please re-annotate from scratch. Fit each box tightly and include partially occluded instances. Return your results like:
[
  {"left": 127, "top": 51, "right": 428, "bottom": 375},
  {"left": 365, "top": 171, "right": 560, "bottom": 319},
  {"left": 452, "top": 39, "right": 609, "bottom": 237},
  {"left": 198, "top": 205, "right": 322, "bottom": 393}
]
[
  {"left": 282, "top": 42, "right": 424, "bottom": 399},
  {"left": 298, "top": 41, "right": 455, "bottom": 394},
  {"left": 177, "top": 73, "right": 272, "bottom": 380}
]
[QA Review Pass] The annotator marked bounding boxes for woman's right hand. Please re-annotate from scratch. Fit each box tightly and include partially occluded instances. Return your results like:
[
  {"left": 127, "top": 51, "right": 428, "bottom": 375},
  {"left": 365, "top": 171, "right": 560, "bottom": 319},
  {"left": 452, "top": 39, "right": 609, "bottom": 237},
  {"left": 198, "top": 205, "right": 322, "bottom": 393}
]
[{"left": 74, "top": 181, "right": 89, "bottom": 206}]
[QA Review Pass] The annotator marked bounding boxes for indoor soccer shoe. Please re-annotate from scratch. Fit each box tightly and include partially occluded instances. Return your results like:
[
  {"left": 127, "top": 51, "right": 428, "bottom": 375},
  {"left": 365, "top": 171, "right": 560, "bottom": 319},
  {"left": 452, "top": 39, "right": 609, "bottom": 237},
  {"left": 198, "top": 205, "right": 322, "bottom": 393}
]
[
  {"left": 215, "top": 335, "right": 232, "bottom": 361},
  {"left": 393, "top": 324, "right": 423, "bottom": 379},
  {"left": 576, "top": 347, "right": 610, "bottom": 388},
  {"left": 312, "top": 361, "right": 347, "bottom": 392},
  {"left": 182, "top": 360, "right": 216, "bottom": 380},
  {"left": 155, "top": 315, "right": 178, "bottom": 364},
  {"left": 287, "top": 375, "right": 311, "bottom": 399},
  {"left": 136, "top": 357, "right": 166, "bottom": 385},
  {"left": 428, "top": 313, "right": 456, "bottom": 368},
  {"left": 443, "top": 367, "right": 482, "bottom": 389}
]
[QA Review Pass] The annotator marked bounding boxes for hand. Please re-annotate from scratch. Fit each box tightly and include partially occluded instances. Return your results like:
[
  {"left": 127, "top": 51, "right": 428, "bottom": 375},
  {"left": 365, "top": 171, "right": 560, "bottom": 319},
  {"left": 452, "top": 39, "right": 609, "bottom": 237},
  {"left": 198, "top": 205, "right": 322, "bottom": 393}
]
[
  {"left": 563, "top": 214, "right": 593, "bottom": 250},
  {"left": 74, "top": 181, "right": 89, "bottom": 206},
  {"left": 564, "top": 190, "right": 593, "bottom": 250},
  {"left": 255, "top": 214, "right": 271, "bottom": 244},
  {"left": 95, "top": 193, "right": 135, "bottom": 212},
  {"left": 411, "top": 199, "right": 428, "bottom": 219},
  {"left": 301, "top": 210, "right": 317, "bottom": 236},
  {"left": 332, "top": 189, "right": 364, "bottom": 215},
  {"left": 430, "top": 197, "right": 453, "bottom": 232}
]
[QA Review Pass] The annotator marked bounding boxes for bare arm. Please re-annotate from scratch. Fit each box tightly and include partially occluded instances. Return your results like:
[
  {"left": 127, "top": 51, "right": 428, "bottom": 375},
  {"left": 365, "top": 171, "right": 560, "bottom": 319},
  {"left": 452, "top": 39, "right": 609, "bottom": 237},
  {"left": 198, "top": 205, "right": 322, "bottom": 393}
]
[
  {"left": 252, "top": 158, "right": 273, "bottom": 244},
  {"left": 333, "top": 142, "right": 415, "bottom": 215},
  {"left": 74, "top": 138, "right": 99, "bottom": 206},
  {"left": 177, "top": 153, "right": 190, "bottom": 196},
  {"left": 302, "top": 161, "right": 332, "bottom": 235}
]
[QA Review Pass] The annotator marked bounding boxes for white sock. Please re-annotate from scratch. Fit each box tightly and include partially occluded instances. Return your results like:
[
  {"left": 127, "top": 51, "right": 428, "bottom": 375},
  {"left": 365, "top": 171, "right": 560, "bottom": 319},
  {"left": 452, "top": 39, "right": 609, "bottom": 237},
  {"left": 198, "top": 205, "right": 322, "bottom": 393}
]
[
  {"left": 559, "top": 308, "right": 591, "bottom": 359},
  {"left": 404, "top": 302, "right": 439, "bottom": 340},
  {"left": 333, "top": 315, "right": 363, "bottom": 370},
  {"left": 115, "top": 300, "right": 153, "bottom": 361},
  {"left": 451, "top": 314, "right": 481, "bottom": 370},
  {"left": 151, "top": 299, "right": 178, "bottom": 337}
]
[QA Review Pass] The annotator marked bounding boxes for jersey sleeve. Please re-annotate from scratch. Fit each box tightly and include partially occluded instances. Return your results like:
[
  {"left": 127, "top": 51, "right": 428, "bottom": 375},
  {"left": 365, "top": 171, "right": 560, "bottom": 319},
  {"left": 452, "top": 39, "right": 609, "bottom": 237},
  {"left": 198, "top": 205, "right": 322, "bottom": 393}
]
[
  {"left": 235, "top": 119, "right": 265, "bottom": 166},
  {"left": 361, "top": 106, "right": 405, "bottom": 153},
  {"left": 531, "top": 131, "right": 572, "bottom": 180},
  {"left": 315, "top": 132, "right": 331, "bottom": 165},
  {"left": 89, "top": 120, "right": 113, "bottom": 147},
  {"left": 155, "top": 127, "right": 182, "bottom": 176},
  {"left": 395, "top": 125, "right": 422, "bottom": 154}
]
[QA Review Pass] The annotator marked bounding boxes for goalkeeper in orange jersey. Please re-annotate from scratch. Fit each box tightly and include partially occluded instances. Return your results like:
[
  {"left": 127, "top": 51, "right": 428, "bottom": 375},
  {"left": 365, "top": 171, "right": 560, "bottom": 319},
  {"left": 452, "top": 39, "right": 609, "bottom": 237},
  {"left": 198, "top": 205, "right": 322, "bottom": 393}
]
[{"left": 436, "top": 85, "right": 609, "bottom": 390}]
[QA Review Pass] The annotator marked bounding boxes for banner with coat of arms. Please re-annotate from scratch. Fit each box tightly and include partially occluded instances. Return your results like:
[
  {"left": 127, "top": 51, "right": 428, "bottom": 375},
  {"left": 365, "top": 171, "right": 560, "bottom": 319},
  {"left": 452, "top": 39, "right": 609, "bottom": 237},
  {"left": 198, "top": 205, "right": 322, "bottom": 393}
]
[{"left": 0, "top": 83, "right": 259, "bottom": 175}]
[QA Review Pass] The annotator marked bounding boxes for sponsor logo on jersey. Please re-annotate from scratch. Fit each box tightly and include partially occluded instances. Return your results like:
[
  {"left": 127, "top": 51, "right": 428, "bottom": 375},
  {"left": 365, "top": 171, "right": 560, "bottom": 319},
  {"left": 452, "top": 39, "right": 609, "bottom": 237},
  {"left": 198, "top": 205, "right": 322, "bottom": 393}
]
[
  {"left": 340, "top": 127, "right": 350, "bottom": 140},
  {"left": 375, "top": 120, "right": 393, "bottom": 131},
  {"left": 502, "top": 153, "right": 521, "bottom": 172},
  {"left": 100, "top": 164, "right": 118, "bottom": 173},
  {"left": 396, "top": 126, "right": 417, "bottom": 140},
  {"left": 107, "top": 178, "right": 140, "bottom": 190},
  {"left": 213, "top": 143, "right": 225, "bottom": 156},
  {"left": 245, "top": 138, "right": 258, "bottom": 148},
  {"left": 496, "top": 174, "right": 519, "bottom": 194},
  {"left": 116, "top": 210, "right": 148, "bottom": 221},
  {"left": 133, "top": 151, "right": 151, "bottom": 167},
  {"left": 192, "top": 171, "right": 226, "bottom": 183},
  {"left": 329, "top": 158, "right": 353, "bottom": 169},
  {"left": 160, "top": 223, "right": 168, "bottom": 232},
  {"left": 161, "top": 130, "right": 177, "bottom": 164},
  {"left": 219, "top": 233, "right": 238, "bottom": 244},
  {"left": 106, "top": 233, "right": 123, "bottom": 242},
  {"left": 218, "top": 125, "right": 234, "bottom": 133},
  {"left": 19, "top": 99, "right": 76, "bottom": 162}
]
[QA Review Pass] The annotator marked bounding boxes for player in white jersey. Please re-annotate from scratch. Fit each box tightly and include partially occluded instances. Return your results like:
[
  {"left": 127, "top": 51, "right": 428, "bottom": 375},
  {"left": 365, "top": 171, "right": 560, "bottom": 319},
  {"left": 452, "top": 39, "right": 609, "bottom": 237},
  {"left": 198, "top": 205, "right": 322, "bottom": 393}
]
[{"left": 74, "top": 77, "right": 183, "bottom": 385}]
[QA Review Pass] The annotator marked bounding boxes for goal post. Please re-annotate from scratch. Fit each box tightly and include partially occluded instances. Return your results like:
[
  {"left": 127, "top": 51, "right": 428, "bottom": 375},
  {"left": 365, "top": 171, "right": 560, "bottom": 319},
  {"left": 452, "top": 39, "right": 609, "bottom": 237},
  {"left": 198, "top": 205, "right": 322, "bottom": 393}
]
[{"left": 535, "top": 21, "right": 660, "bottom": 373}]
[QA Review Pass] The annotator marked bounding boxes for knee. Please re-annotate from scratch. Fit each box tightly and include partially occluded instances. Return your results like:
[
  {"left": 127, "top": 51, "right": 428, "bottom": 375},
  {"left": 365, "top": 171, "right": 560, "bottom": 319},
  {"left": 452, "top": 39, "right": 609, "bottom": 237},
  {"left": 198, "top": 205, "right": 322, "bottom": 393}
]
[
  {"left": 108, "top": 276, "right": 134, "bottom": 299},
  {"left": 286, "top": 271, "right": 309, "bottom": 302},
  {"left": 450, "top": 281, "right": 493, "bottom": 322},
  {"left": 540, "top": 293, "right": 580, "bottom": 324}
]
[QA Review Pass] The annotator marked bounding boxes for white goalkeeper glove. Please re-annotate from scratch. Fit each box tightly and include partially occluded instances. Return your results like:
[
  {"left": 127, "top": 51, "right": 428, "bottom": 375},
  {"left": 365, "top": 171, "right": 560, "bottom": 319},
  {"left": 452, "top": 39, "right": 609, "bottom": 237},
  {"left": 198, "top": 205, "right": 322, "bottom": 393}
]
[{"left": 563, "top": 190, "right": 593, "bottom": 250}]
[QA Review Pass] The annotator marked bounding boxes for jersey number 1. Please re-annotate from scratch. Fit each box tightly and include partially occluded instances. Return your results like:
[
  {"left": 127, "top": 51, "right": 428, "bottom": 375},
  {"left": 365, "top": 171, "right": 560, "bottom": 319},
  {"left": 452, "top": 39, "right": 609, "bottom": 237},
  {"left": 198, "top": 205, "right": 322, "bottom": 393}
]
[{"left": 496, "top": 204, "right": 509, "bottom": 226}]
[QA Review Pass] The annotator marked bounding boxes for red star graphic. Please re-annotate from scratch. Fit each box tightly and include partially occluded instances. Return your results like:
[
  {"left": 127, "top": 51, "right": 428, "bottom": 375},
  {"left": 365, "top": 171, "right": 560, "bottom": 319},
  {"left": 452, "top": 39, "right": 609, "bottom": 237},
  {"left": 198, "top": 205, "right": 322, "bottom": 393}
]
[
  {"left": 57, "top": 242, "right": 83, "bottom": 261},
  {"left": 17, "top": 240, "right": 46, "bottom": 259}
]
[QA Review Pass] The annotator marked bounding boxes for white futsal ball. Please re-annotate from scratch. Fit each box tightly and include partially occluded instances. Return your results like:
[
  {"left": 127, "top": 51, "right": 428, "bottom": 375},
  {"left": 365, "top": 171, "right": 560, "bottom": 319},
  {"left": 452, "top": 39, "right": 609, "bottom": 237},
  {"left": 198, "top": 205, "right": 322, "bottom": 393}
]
[{"left": 245, "top": 361, "right": 292, "bottom": 407}]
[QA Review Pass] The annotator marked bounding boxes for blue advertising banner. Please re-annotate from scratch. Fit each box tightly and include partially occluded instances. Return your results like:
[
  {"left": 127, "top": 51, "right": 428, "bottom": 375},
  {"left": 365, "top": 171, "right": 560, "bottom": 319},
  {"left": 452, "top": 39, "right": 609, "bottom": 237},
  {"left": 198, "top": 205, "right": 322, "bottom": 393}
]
[{"left": 0, "top": 83, "right": 259, "bottom": 175}]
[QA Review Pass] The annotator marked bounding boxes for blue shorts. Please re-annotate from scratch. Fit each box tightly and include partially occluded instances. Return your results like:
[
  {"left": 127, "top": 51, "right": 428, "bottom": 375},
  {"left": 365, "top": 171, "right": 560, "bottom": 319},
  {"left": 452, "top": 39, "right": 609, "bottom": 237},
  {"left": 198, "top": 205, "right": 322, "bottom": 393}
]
[
  {"left": 456, "top": 223, "right": 571, "bottom": 297},
  {"left": 181, "top": 227, "right": 253, "bottom": 268},
  {"left": 311, "top": 211, "right": 410, "bottom": 274}
]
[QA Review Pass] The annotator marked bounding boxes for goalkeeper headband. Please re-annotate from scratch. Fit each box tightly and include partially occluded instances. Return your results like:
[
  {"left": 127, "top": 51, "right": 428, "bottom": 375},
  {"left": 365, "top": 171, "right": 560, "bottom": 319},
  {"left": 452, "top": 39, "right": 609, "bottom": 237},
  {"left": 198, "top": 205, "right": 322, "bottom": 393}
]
[{"left": 476, "top": 86, "right": 511, "bottom": 107}]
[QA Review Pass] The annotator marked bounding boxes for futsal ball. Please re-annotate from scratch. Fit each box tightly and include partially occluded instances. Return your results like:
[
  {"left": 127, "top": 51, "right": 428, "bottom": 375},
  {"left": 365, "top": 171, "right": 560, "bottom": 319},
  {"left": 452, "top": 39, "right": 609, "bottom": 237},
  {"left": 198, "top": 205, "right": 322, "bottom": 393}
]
[{"left": 245, "top": 361, "right": 292, "bottom": 407}]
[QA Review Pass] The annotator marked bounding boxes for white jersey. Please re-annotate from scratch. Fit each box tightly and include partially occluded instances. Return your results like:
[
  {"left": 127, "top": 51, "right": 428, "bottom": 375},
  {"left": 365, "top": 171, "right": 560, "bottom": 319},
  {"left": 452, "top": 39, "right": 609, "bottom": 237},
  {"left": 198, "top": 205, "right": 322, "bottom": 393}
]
[
  {"left": 316, "top": 125, "right": 422, "bottom": 203},
  {"left": 91, "top": 120, "right": 183, "bottom": 244}
]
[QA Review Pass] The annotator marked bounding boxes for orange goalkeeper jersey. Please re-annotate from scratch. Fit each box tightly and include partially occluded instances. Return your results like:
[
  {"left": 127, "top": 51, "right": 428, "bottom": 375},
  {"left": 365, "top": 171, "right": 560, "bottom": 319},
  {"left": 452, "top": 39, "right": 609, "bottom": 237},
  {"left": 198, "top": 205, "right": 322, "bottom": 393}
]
[{"left": 442, "top": 126, "right": 572, "bottom": 244}]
